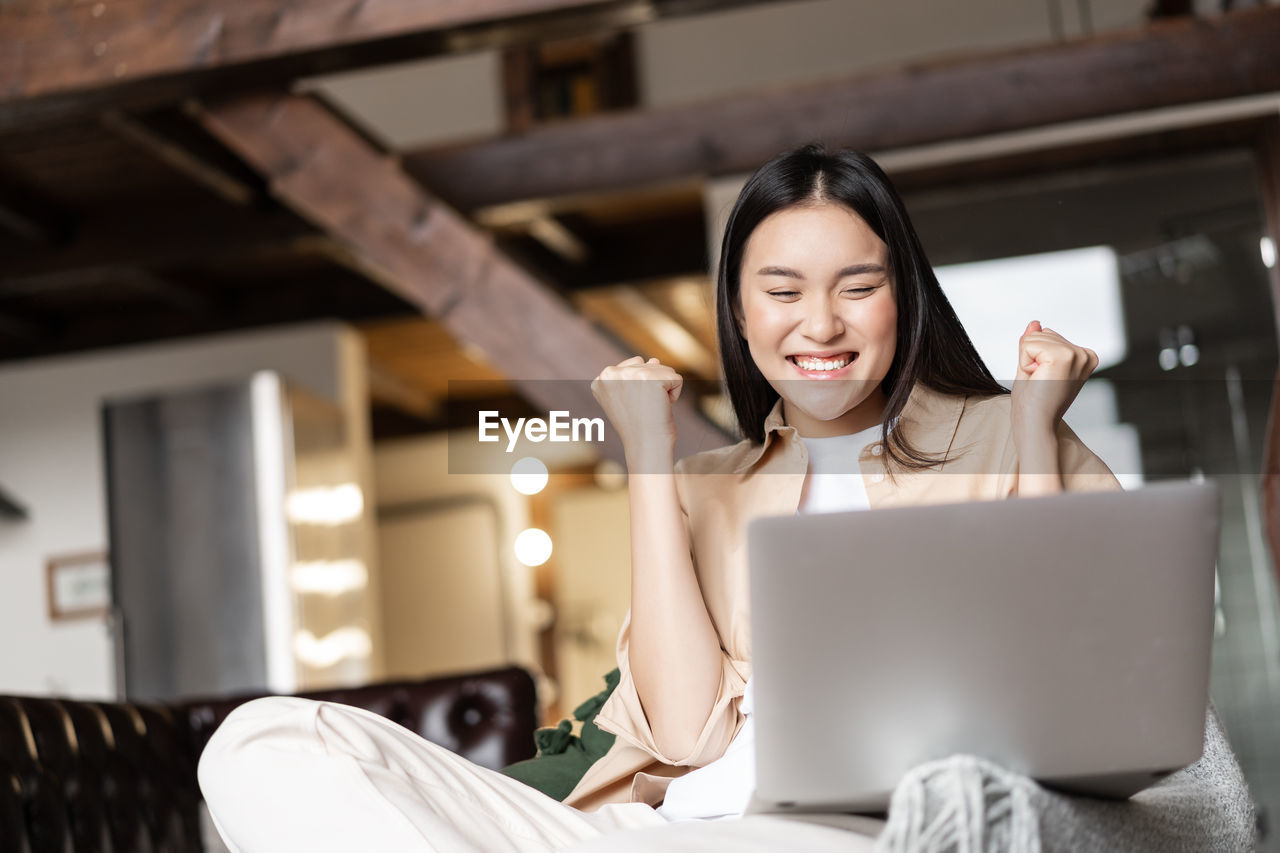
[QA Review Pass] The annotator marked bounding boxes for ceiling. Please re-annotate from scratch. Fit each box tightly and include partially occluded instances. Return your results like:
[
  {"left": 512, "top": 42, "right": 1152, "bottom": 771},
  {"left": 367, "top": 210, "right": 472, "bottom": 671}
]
[
  {"left": 1, "top": 3, "right": 1275, "bottom": 440},
  {"left": 0, "top": 101, "right": 725, "bottom": 438}
]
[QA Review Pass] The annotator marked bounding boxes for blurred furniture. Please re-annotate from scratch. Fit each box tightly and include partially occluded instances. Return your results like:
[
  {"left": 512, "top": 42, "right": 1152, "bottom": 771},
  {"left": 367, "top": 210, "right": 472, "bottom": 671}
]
[
  {"left": 103, "top": 372, "right": 378, "bottom": 700},
  {"left": 0, "top": 665, "right": 537, "bottom": 853}
]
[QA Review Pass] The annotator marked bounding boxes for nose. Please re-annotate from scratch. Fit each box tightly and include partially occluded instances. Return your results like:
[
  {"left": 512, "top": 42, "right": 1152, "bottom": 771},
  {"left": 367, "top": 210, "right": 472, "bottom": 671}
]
[{"left": 801, "top": 295, "right": 844, "bottom": 342}]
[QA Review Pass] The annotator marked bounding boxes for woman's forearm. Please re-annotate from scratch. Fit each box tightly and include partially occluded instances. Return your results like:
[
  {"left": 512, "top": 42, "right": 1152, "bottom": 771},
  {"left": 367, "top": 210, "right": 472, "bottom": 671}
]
[
  {"left": 1009, "top": 321, "right": 1098, "bottom": 496},
  {"left": 625, "top": 447, "right": 723, "bottom": 761},
  {"left": 1015, "top": 424, "right": 1063, "bottom": 497}
]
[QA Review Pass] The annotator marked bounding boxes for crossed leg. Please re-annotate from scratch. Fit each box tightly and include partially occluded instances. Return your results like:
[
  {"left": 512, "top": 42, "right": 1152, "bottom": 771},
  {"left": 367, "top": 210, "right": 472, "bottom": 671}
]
[{"left": 198, "top": 696, "right": 881, "bottom": 853}]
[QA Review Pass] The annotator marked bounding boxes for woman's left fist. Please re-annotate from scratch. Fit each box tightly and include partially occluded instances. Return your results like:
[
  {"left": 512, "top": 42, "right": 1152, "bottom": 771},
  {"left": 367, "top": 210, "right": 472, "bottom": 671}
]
[{"left": 1011, "top": 320, "right": 1099, "bottom": 432}]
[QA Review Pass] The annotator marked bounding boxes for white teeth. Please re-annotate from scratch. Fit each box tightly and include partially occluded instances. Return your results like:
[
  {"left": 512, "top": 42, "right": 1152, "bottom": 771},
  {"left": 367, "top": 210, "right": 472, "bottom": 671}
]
[{"left": 793, "top": 355, "right": 852, "bottom": 371}]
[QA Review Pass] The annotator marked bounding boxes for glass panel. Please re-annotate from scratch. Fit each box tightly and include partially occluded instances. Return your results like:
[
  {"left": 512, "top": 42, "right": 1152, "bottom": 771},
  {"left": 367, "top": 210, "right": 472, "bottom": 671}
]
[{"left": 906, "top": 148, "right": 1280, "bottom": 840}]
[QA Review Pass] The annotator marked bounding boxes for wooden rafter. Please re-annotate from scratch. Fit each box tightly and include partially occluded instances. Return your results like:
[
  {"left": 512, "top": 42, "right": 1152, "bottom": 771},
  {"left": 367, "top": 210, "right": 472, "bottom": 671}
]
[
  {"left": 0, "top": 483, "right": 28, "bottom": 519},
  {"left": 122, "top": 269, "right": 213, "bottom": 314},
  {"left": 193, "top": 92, "right": 729, "bottom": 459},
  {"left": 0, "top": 264, "right": 198, "bottom": 307},
  {"left": 576, "top": 284, "right": 717, "bottom": 380},
  {"left": 0, "top": 208, "right": 311, "bottom": 283},
  {"left": 0, "top": 311, "right": 45, "bottom": 344},
  {"left": 101, "top": 109, "right": 259, "bottom": 205},
  {"left": 0, "top": 180, "right": 69, "bottom": 244},
  {"left": 0, "top": 0, "right": 791, "bottom": 129},
  {"left": 367, "top": 362, "right": 443, "bottom": 421},
  {"left": 405, "top": 6, "right": 1280, "bottom": 211},
  {"left": 362, "top": 316, "right": 511, "bottom": 428}
]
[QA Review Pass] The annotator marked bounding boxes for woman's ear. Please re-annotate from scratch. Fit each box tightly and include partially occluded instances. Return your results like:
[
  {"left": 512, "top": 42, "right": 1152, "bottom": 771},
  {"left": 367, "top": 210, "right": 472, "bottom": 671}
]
[{"left": 733, "top": 303, "right": 747, "bottom": 339}]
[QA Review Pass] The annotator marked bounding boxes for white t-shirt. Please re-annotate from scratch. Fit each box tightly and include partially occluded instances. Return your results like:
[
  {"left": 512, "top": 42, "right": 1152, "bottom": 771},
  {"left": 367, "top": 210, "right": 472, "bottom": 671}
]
[
  {"left": 797, "top": 423, "right": 884, "bottom": 515},
  {"left": 656, "top": 424, "right": 882, "bottom": 821}
]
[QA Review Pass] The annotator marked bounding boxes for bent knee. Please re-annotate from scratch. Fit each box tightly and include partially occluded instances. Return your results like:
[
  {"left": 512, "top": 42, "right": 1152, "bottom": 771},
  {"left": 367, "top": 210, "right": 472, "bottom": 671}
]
[{"left": 198, "top": 697, "right": 325, "bottom": 797}]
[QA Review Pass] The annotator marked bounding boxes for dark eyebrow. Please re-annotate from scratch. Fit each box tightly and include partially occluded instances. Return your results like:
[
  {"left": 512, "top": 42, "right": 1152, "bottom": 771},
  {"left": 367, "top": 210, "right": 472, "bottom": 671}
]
[
  {"left": 757, "top": 265, "right": 804, "bottom": 280},
  {"left": 756, "top": 264, "right": 886, "bottom": 279}
]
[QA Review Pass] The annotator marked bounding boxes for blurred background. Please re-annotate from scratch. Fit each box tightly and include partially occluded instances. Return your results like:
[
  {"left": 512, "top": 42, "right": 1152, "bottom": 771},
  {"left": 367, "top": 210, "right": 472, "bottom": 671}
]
[{"left": 3, "top": 0, "right": 1280, "bottom": 844}]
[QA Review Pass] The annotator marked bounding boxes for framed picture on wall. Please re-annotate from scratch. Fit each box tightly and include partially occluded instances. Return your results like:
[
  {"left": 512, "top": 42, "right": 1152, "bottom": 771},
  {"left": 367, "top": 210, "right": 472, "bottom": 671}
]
[{"left": 46, "top": 550, "right": 111, "bottom": 621}]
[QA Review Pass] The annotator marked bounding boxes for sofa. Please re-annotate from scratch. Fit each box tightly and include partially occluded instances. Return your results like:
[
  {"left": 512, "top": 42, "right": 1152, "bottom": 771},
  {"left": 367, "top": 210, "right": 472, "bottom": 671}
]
[{"left": 0, "top": 665, "right": 538, "bottom": 853}]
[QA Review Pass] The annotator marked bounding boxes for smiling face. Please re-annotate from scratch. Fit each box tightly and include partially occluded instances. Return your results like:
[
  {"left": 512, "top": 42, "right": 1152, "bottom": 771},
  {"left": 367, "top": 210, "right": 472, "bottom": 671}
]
[{"left": 736, "top": 203, "right": 898, "bottom": 437}]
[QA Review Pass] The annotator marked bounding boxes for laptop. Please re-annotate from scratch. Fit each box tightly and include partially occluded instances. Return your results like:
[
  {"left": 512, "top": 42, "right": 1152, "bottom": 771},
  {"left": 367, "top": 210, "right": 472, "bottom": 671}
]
[{"left": 747, "top": 480, "right": 1220, "bottom": 813}]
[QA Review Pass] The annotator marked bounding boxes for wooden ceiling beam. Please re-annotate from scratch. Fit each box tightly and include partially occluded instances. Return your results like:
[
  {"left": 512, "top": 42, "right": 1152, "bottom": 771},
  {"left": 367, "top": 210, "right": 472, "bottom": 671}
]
[
  {"left": 0, "top": 484, "right": 28, "bottom": 519},
  {"left": 576, "top": 285, "right": 717, "bottom": 379},
  {"left": 0, "top": 311, "right": 46, "bottom": 344},
  {"left": 0, "top": 181, "right": 71, "bottom": 245},
  {"left": 405, "top": 6, "right": 1280, "bottom": 211},
  {"left": 124, "top": 270, "right": 214, "bottom": 314},
  {"left": 0, "top": 265, "right": 211, "bottom": 311},
  {"left": 101, "top": 109, "right": 261, "bottom": 206},
  {"left": 193, "top": 91, "right": 728, "bottom": 458},
  {"left": 0, "top": 0, "right": 792, "bottom": 130},
  {"left": 0, "top": 264, "right": 143, "bottom": 298},
  {"left": 367, "top": 363, "right": 443, "bottom": 421},
  {"left": 491, "top": 205, "right": 709, "bottom": 291},
  {"left": 0, "top": 282, "right": 405, "bottom": 361},
  {"left": 0, "top": 208, "right": 312, "bottom": 282}
]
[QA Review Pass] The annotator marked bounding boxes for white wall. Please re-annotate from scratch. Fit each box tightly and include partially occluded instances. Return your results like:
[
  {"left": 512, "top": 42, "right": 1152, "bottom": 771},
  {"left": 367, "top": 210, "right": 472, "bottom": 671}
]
[
  {"left": 550, "top": 485, "right": 631, "bottom": 714},
  {"left": 302, "top": 51, "right": 504, "bottom": 149},
  {"left": 0, "top": 322, "right": 371, "bottom": 699},
  {"left": 378, "top": 500, "right": 509, "bottom": 677},
  {"left": 373, "top": 434, "right": 539, "bottom": 678},
  {"left": 372, "top": 432, "right": 602, "bottom": 702}
]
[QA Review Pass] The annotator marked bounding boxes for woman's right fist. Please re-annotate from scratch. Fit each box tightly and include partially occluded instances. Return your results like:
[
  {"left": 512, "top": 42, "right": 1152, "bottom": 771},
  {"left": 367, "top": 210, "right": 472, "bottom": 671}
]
[{"left": 591, "top": 356, "right": 683, "bottom": 459}]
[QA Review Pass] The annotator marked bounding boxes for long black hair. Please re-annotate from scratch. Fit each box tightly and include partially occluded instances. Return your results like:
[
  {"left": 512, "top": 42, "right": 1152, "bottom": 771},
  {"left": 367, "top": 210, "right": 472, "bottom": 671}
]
[{"left": 715, "top": 143, "right": 1006, "bottom": 470}]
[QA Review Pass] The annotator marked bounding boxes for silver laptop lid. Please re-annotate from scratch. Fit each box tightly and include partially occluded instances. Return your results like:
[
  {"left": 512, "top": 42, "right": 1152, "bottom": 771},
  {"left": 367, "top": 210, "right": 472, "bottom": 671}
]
[{"left": 748, "top": 481, "right": 1220, "bottom": 812}]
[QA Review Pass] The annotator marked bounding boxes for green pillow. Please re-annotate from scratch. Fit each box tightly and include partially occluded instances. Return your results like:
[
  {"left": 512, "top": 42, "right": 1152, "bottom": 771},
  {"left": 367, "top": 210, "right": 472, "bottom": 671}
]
[{"left": 500, "top": 668, "right": 620, "bottom": 801}]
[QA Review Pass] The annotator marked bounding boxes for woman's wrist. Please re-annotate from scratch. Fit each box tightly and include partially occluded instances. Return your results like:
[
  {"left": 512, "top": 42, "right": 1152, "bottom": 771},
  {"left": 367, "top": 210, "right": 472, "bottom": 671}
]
[
  {"left": 1014, "top": 422, "right": 1063, "bottom": 497},
  {"left": 624, "top": 439, "right": 675, "bottom": 474},
  {"left": 1010, "top": 407, "right": 1057, "bottom": 440}
]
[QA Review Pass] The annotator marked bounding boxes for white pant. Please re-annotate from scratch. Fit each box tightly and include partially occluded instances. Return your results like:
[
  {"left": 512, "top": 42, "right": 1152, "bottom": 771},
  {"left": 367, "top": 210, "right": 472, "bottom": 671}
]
[{"left": 198, "top": 697, "right": 883, "bottom": 852}]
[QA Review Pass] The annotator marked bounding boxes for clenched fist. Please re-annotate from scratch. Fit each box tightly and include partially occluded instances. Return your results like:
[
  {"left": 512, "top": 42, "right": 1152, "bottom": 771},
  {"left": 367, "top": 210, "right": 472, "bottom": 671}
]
[
  {"left": 591, "top": 356, "right": 684, "bottom": 464},
  {"left": 1011, "top": 320, "right": 1099, "bottom": 436}
]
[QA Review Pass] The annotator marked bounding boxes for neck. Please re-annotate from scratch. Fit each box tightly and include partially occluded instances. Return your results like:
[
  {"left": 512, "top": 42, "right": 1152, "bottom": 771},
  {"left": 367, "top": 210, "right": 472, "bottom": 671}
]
[{"left": 783, "top": 387, "right": 888, "bottom": 438}]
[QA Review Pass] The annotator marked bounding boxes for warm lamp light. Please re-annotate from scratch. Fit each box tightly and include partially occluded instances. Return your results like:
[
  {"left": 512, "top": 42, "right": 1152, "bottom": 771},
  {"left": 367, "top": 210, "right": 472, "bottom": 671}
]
[
  {"left": 510, "top": 457, "right": 549, "bottom": 495},
  {"left": 515, "top": 528, "right": 553, "bottom": 567},
  {"left": 286, "top": 483, "right": 364, "bottom": 525},
  {"left": 290, "top": 559, "right": 368, "bottom": 596},
  {"left": 293, "top": 627, "right": 372, "bottom": 668}
]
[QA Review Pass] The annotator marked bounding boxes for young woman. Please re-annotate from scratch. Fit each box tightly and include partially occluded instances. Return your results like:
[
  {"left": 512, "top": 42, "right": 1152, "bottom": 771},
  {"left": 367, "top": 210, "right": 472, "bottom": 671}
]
[
  {"left": 566, "top": 143, "right": 1117, "bottom": 819},
  {"left": 198, "top": 144, "right": 1117, "bottom": 852}
]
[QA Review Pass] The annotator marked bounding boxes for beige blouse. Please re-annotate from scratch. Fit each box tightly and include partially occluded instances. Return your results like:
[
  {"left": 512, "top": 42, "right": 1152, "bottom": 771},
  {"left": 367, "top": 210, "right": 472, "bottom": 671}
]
[{"left": 563, "top": 383, "right": 1120, "bottom": 811}]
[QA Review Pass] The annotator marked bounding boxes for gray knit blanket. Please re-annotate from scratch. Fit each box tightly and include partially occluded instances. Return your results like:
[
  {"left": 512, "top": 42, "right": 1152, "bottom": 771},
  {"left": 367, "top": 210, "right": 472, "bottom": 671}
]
[{"left": 875, "top": 706, "right": 1256, "bottom": 853}]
